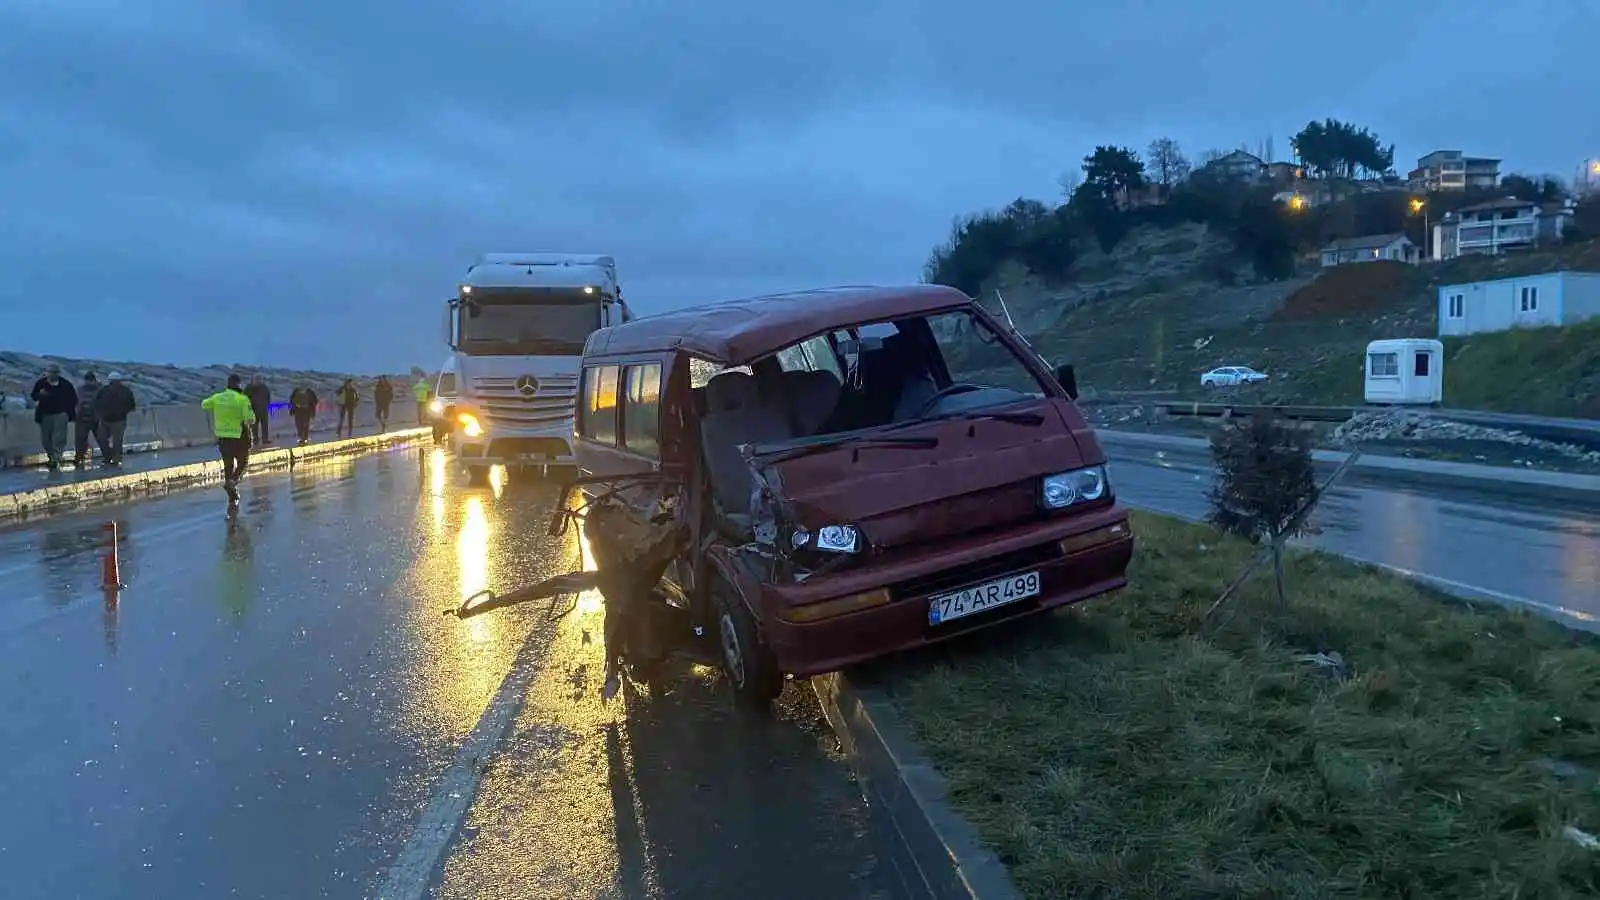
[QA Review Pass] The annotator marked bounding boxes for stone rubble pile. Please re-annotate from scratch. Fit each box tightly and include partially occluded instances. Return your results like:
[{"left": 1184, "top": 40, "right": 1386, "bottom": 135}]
[{"left": 1331, "top": 410, "right": 1600, "bottom": 465}]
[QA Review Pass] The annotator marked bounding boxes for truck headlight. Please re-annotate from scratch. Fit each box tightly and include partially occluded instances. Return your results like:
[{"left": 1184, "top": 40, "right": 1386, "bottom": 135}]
[
  {"left": 429, "top": 399, "right": 444, "bottom": 414},
  {"left": 458, "top": 413, "right": 484, "bottom": 438},
  {"left": 1041, "top": 465, "right": 1109, "bottom": 510},
  {"left": 791, "top": 524, "right": 860, "bottom": 554}
]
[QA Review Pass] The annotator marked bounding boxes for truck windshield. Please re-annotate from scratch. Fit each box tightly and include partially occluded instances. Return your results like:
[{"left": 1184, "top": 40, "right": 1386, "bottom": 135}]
[{"left": 459, "top": 288, "right": 601, "bottom": 355}]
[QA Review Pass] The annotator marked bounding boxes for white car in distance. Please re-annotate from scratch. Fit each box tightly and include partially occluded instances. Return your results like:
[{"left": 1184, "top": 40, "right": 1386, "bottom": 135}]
[{"left": 1200, "top": 366, "right": 1269, "bottom": 388}]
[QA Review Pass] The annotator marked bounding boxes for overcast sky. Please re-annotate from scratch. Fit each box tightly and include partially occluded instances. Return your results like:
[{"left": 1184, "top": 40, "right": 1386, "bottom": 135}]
[{"left": 2, "top": 0, "right": 1595, "bottom": 372}]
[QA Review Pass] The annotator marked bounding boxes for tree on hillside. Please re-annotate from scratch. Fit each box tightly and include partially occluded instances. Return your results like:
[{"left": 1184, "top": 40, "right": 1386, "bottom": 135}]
[
  {"left": 1501, "top": 173, "right": 1567, "bottom": 203},
  {"left": 1081, "top": 145, "right": 1146, "bottom": 202},
  {"left": 1147, "top": 137, "right": 1191, "bottom": 188},
  {"left": 923, "top": 198, "right": 1081, "bottom": 294},
  {"left": 1232, "top": 195, "right": 1297, "bottom": 280},
  {"left": 1057, "top": 169, "right": 1081, "bottom": 200},
  {"left": 1290, "top": 119, "right": 1395, "bottom": 179},
  {"left": 1197, "top": 149, "right": 1228, "bottom": 167},
  {"left": 1569, "top": 195, "right": 1600, "bottom": 242},
  {"left": 923, "top": 211, "right": 1022, "bottom": 295}
]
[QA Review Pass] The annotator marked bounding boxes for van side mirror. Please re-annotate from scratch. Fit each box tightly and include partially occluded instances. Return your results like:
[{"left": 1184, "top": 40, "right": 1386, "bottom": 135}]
[{"left": 1053, "top": 363, "right": 1078, "bottom": 400}]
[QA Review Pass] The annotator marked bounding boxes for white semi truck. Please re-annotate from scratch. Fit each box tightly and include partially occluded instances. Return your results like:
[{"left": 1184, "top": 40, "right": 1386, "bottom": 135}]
[{"left": 444, "top": 252, "right": 633, "bottom": 483}]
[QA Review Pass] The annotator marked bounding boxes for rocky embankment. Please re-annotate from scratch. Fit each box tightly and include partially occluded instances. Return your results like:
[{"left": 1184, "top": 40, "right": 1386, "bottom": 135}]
[
  {"left": 0, "top": 350, "right": 419, "bottom": 411},
  {"left": 1329, "top": 410, "right": 1600, "bottom": 467}
]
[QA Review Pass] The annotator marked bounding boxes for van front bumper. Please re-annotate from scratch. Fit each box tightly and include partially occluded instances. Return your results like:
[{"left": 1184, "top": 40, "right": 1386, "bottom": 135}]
[{"left": 763, "top": 504, "right": 1135, "bottom": 678}]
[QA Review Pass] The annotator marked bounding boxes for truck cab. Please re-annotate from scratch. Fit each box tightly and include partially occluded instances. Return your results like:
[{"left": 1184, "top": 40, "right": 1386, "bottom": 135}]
[{"left": 444, "top": 253, "right": 633, "bottom": 482}]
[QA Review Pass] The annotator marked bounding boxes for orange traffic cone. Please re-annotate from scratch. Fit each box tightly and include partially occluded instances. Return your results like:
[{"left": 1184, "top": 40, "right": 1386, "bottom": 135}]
[{"left": 101, "top": 521, "right": 122, "bottom": 591}]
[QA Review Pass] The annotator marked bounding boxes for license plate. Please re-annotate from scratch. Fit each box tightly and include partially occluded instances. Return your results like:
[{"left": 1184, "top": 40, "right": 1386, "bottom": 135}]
[{"left": 928, "top": 570, "right": 1041, "bottom": 626}]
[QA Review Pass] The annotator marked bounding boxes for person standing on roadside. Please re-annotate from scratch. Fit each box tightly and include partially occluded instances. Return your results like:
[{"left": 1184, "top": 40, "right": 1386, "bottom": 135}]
[
  {"left": 201, "top": 374, "right": 257, "bottom": 504},
  {"left": 94, "top": 372, "right": 137, "bottom": 465},
  {"left": 336, "top": 379, "right": 359, "bottom": 438},
  {"left": 413, "top": 374, "right": 431, "bottom": 424},
  {"left": 73, "top": 370, "right": 107, "bottom": 468},
  {"left": 288, "top": 382, "right": 319, "bottom": 446},
  {"left": 374, "top": 375, "right": 394, "bottom": 432},
  {"left": 244, "top": 375, "right": 272, "bottom": 448},
  {"left": 30, "top": 364, "right": 78, "bottom": 471}
]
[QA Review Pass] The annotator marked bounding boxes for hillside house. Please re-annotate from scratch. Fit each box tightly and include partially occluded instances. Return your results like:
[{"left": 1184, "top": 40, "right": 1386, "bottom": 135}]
[
  {"left": 1407, "top": 150, "right": 1501, "bottom": 192},
  {"left": 1201, "top": 150, "right": 1266, "bottom": 183},
  {"left": 1320, "top": 234, "right": 1420, "bottom": 268},
  {"left": 1431, "top": 197, "right": 1576, "bottom": 260},
  {"left": 1264, "top": 161, "right": 1304, "bottom": 183},
  {"left": 1437, "top": 271, "right": 1600, "bottom": 336}
]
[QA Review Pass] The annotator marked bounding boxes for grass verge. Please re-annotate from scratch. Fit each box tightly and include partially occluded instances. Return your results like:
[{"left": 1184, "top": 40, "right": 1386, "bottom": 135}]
[{"left": 883, "top": 512, "right": 1600, "bottom": 899}]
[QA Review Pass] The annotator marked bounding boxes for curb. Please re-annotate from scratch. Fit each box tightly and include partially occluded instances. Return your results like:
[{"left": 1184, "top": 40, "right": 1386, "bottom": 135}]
[
  {"left": 0, "top": 428, "right": 428, "bottom": 522},
  {"left": 1096, "top": 428, "right": 1600, "bottom": 504},
  {"left": 811, "top": 670, "right": 1024, "bottom": 900}
]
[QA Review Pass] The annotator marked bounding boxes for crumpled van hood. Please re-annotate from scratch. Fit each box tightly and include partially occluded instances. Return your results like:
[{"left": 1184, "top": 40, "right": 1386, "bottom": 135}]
[{"left": 755, "top": 399, "right": 1102, "bottom": 553}]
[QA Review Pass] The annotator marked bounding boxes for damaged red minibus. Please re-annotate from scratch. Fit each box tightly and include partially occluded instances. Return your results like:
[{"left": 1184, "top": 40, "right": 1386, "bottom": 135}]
[{"left": 573, "top": 284, "right": 1134, "bottom": 705}]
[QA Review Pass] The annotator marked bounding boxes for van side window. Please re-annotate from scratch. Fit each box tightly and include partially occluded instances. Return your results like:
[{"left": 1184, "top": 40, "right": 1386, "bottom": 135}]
[
  {"left": 583, "top": 364, "right": 620, "bottom": 444},
  {"left": 689, "top": 358, "right": 751, "bottom": 389},
  {"left": 623, "top": 364, "right": 662, "bottom": 456},
  {"left": 775, "top": 335, "right": 844, "bottom": 380}
]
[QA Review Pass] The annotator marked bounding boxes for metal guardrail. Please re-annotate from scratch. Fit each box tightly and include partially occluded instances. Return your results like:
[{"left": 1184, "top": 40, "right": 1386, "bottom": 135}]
[
  {"left": 1154, "top": 401, "right": 1359, "bottom": 423},
  {"left": 1145, "top": 401, "right": 1600, "bottom": 448}
]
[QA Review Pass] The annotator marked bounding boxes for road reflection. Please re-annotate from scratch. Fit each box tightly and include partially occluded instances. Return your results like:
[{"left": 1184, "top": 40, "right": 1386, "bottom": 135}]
[
  {"left": 1110, "top": 456, "right": 1600, "bottom": 620},
  {"left": 216, "top": 514, "right": 255, "bottom": 621},
  {"left": 398, "top": 469, "right": 577, "bottom": 741}
]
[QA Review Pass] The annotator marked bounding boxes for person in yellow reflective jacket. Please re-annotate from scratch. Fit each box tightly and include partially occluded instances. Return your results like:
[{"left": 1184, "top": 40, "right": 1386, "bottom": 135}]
[
  {"left": 202, "top": 374, "right": 258, "bottom": 503},
  {"left": 412, "top": 376, "right": 431, "bottom": 424}
]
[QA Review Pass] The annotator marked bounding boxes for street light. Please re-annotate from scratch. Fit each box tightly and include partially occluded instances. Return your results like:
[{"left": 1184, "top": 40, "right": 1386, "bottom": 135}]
[{"left": 1409, "top": 197, "right": 1430, "bottom": 260}]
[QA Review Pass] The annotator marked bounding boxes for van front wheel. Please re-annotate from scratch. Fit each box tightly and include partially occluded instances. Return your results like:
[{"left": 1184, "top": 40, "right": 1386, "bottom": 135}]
[{"left": 714, "top": 581, "right": 783, "bottom": 709}]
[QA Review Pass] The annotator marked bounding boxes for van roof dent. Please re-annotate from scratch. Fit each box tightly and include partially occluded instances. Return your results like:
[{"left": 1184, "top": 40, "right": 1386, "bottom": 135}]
[{"left": 583, "top": 284, "right": 972, "bottom": 365}]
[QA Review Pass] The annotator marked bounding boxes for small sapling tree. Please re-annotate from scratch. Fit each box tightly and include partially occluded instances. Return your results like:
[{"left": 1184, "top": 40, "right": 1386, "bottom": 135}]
[{"left": 1206, "top": 414, "right": 1317, "bottom": 616}]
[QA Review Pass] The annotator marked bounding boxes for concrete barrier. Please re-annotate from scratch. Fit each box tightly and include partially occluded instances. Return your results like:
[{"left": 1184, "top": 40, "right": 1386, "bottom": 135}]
[
  {"left": 0, "top": 401, "right": 405, "bottom": 468},
  {"left": 812, "top": 670, "right": 1023, "bottom": 900},
  {"left": 0, "top": 427, "right": 428, "bottom": 522}
]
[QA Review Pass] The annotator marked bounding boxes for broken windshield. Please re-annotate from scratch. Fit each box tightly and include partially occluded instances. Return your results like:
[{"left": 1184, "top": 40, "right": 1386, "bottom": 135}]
[{"left": 755, "top": 309, "right": 1047, "bottom": 442}]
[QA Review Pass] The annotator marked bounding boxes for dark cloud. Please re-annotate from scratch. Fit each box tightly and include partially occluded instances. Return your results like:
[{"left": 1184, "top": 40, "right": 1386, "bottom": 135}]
[{"left": 2, "top": 0, "right": 1596, "bottom": 370}]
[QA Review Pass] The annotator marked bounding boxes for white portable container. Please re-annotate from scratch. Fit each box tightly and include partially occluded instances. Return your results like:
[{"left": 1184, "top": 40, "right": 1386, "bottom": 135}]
[{"left": 1363, "top": 338, "right": 1444, "bottom": 406}]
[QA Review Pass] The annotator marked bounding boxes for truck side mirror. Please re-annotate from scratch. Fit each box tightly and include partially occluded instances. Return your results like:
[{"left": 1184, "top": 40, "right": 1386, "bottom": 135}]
[{"left": 1053, "top": 363, "right": 1078, "bottom": 400}]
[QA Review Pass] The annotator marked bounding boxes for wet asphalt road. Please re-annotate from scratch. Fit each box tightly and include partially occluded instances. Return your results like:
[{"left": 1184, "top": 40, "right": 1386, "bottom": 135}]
[
  {"left": 0, "top": 447, "right": 894, "bottom": 900},
  {"left": 1103, "top": 441, "right": 1600, "bottom": 622},
  {"left": 0, "top": 425, "right": 389, "bottom": 497}
]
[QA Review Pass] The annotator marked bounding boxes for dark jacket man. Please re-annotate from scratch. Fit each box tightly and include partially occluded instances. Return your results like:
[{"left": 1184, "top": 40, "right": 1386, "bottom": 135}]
[
  {"left": 244, "top": 377, "right": 272, "bottom": 446},
  {"left": 288, "top": 386, "right": 319, "bottom": 445},
  {"left": 94, "top": 373, "right": 138, "bottom": 465}
]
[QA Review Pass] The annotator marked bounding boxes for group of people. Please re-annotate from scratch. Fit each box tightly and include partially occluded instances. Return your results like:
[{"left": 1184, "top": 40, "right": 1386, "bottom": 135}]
[
  {"left": 28, "top": 365, "right": 138, "bottom": 470},
  {"left": 19, "top": 366, "right": 436, "bottom": 487},
  {"left": 200, "top": 373, "right": 434, "bottom": 503}
]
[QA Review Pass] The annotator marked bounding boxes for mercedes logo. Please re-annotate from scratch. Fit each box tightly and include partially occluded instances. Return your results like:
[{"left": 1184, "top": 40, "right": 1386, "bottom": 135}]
[{"left": 515, "top": 375, "right": 540, "bottom": 396}]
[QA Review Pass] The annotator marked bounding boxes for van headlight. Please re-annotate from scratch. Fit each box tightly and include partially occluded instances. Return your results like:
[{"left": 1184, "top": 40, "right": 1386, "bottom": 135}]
[
  {"left": 1041, "top": 465, "right": 1110, "bottom": 510},
  {"left": 429, "top": 399, "right": 444, "bottom": 414},
  {"left": 791, "top": 524, "right": 860, "bottom": 554}
]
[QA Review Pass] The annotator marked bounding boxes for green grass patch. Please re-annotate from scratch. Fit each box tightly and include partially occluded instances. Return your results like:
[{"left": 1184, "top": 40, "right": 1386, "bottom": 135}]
[
  {"left": 884, "top": 512, "right": 1600, "bottom": 899},
  {"left": 1443, "top": 320, "right": 1600, "bottom": 419}
]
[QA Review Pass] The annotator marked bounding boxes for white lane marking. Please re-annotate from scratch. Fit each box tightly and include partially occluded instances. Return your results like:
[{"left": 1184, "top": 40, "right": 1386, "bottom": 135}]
[
  {"left": 374, "top": 625, "right": 544, "bottom": 900},
  {"left": 1121, "top": 500, "right": 1590, "bottom": 627}
]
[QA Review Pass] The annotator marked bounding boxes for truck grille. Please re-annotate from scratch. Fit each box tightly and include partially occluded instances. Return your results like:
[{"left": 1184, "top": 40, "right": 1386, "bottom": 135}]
[{"left": 470, "top": 375, "right": 579, "bottom": 429}]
